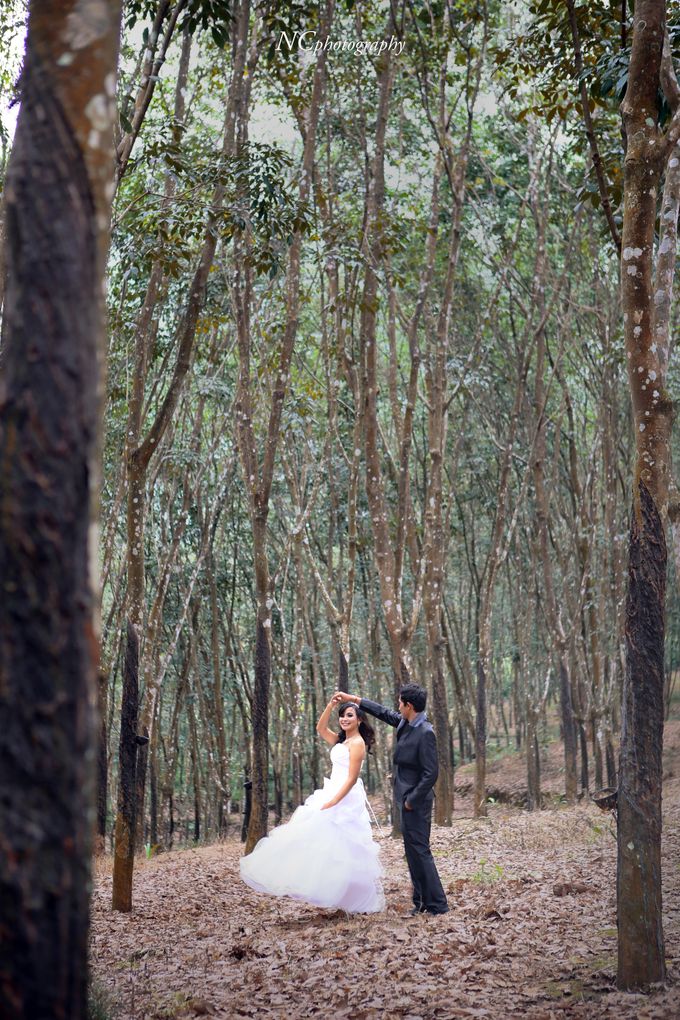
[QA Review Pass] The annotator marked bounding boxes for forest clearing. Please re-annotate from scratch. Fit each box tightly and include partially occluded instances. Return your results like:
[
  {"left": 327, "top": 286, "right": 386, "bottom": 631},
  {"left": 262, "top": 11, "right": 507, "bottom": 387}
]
[{"left": 90, "top": 719, "right": 680, "bottom": 1020}]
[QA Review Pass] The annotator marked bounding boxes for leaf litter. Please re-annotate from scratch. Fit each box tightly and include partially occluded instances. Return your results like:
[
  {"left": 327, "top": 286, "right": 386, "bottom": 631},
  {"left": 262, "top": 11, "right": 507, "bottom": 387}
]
[{"left": 91, "top": 724, "right": 680, "bottom": 1019}]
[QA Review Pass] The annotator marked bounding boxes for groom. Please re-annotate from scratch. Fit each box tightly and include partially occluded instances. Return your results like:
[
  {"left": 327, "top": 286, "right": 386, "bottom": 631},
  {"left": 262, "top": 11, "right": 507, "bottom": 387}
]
[{"left": 334, "top": 684, "right": 449, "bottom": 915}]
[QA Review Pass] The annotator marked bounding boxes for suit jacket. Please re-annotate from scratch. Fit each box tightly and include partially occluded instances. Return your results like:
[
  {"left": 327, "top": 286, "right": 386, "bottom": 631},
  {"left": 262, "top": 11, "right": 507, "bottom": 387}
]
[{"left": 359, "top": 698, "right": 438, "bottom": 810}]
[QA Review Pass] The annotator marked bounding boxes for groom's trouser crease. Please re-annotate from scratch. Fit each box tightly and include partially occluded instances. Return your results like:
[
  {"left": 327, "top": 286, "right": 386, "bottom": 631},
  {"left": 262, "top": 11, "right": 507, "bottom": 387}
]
[{"left": 401, "top": 800, "right": 449, "bottom": 914}]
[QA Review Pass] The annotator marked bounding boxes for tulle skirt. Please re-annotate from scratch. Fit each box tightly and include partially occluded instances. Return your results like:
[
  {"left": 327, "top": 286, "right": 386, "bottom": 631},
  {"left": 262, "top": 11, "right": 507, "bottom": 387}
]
[{"left": 240, "top": 775, "right": 385, "bottom": 913}]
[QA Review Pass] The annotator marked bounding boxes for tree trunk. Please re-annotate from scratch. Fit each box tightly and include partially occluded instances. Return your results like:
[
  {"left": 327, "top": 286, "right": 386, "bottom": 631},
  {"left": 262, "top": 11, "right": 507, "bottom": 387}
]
[
  {"left": 593, "top": 719, "right": 604, "bottom": 791},
  {"left": 0, "top": 2, "right": 121, "bottom": 1014},
  {"left": 474, "top": 654, "right": 488, "bottom": 816},
  {"left": 431, "top": 655, "right": 453, "bottom": 824},
  {"left": 96, "top": 669, "right": 109, "bottom": 853},
  {"left": 245, "top": 608, "right": 272, "bottom": 852},
  {"left": 134, "top": 723, "right": 150, "bottom": 849},
  {"left": 605, "top": 731, "right": 617, "bottom": 789},
  {"left": 579, "top": 722, "right": 589, "bottom": 796},
  {"left": 149, "top": 726, "right": 159, "bottom": 848},
  {"left": 242, "top": 779, "right": 253, "bottom": 844},
  {"left": 617, "top": 484, "right": 666, "bottom": 986},
  {"left": 559, "top": 657, "right": 578, "bottom": 803},
  {"left": 209, "top": 553, "right": 230, "bottom": 835},
  {"left": 526, "top": 715, "right": 541, "bottom": 812},
  {"left": 112, "top": 623, "right": 141, "bottom": 912},
  {"left": 273, "top": 764, "right": 283, "bottom": 826},
  {"left": 617, "top": 0, "right": 672, "bottom": 987}
]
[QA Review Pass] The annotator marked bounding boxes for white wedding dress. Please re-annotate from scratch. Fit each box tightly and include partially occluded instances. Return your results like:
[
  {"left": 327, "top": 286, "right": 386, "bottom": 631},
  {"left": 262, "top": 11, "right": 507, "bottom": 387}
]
[{"left": 240, "top": 741, "right": 385, "bottom": 913}]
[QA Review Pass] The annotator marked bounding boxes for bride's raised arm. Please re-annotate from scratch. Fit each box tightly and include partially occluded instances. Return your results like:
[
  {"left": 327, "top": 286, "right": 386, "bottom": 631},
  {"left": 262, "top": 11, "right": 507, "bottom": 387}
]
[{"left": 316, "top": 693, "right": 343, "bottom": 746}]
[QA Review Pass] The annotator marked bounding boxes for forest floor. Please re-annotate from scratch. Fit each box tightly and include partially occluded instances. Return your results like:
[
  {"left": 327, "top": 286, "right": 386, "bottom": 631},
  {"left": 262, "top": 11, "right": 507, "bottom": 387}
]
[{"left": 91, "top": 723, "right": 680, "bottom": 1020}]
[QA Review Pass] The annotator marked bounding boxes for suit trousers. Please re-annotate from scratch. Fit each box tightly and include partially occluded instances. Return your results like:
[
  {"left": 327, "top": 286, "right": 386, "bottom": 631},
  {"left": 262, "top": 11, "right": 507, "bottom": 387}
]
[{"left": 401, "top": 799, "right": 448, "bottom": 914}]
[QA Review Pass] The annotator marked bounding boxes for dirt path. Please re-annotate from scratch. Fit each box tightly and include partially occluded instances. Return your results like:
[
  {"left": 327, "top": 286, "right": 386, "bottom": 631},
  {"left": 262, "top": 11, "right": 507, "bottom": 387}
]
[{"left": 91, "top": 724, "right": 680, "bottom": 1019}]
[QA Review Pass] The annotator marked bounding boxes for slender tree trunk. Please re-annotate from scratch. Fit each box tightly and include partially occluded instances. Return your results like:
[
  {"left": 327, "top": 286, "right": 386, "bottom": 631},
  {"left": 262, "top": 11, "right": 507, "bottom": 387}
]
[
  {"left": 188, "top": 694, "right": 202, "bottom": 843},
  {"left": 579, "top": 722, "right": 589, "bottom": 795},
  {"left": 115, "top": 1, "right": 186, "bottom": 184},
  {"left": 359, "top": 52, "right": 416, "bottom": 691},
  {"left": 96, "top": 669, "right": 109, "bottom": 853},
  {"left": 531, "top": 191, "right": 578, "bottom": 805},
  {"left": 112, "top": 623, "right": 141, "bottom": 912},
  {"left": 209, "top": 553, "right": 230, "bottom": 835},
  {"left": 134, "top": 722, "right": 150, "bottom": 848},
  {"left": 592, "top": 718, "right": 604, "bottom": 791},
  {"left": 526, "top": 712, "right": 541, "bottom": 811},
  {"left": 245, "top": 524, "right": 273, "bottom": 851},
  {"left": 431, "top": 654, "right": 453, "bottom": 824},
  {"left": 475, "top": 651, "right": 488, "bottom": 816},
  {"left": 0, "top": 2, "right": 121, "bottom": 1014},
  {"left": 559, "top": 657, "right": 578, "bottom": 802},
  {"left": 149, "top": 725, "right": 159, "bottom": 847},
  {"left": 242, "top": 780, "right": 253, "bottom": 843},
  {"left": 605, "top": 731, "right": 617, "bottom": 789},
  {"left": 472, "top": 313, "right": 532, "bottom": 816}
]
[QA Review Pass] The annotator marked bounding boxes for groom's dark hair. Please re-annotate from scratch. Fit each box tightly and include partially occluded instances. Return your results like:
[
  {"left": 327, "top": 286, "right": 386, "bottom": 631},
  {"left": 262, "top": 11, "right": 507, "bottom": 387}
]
[{"left": 400, "top": 683, "right": 427, "bottom": 713}]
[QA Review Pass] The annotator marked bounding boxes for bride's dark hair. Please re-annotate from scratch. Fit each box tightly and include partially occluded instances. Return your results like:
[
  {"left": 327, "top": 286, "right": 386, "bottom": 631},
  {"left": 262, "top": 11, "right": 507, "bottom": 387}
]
[{"left": 336, "top": 702, "right": 375, "bottom": 753}]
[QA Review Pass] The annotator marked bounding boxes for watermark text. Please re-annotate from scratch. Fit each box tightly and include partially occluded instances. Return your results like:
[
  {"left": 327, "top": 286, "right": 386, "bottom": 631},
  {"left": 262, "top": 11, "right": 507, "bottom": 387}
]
[{"left": 277, "top": 31, "right": 405, "bottom": 58}]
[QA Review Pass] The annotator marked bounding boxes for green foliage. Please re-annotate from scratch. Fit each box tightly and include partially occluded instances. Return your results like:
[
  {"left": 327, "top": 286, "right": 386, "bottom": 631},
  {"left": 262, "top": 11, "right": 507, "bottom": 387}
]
[
  {"left": 260, "top": 0, "right": 321, "bottom": 70},
  {"left": 125, "top": 0, "right": 233, "bottom": 47},
  {"left": 226, "top": 142, "right": 312, "bottom": 276},
  {"left": 0, "top": 0, "right": 25, "bottom": 164},
  {"left": 88, "top": 980, "right": 118, "bottom": 1020},
  {"left": 472, "top": 858, "right": 504, "bottom": 883}
]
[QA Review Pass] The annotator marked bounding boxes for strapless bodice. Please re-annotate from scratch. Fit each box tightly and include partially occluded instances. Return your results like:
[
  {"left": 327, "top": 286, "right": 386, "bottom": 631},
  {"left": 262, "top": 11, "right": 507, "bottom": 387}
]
[
  {"left": 330, "top": 743, "right": 350, "bottom": 778},
  {"left": 329, "top": 741, "right": 364, "bottom": 780},
  {"left": 330, "top": 742, "right": 350, "bottom": 766}
]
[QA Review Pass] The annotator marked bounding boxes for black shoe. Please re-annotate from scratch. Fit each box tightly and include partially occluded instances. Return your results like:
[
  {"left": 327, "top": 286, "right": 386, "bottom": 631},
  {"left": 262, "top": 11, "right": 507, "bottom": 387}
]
[
  {"left": 407, "top": 907, "right": 426, "bottom": 916},
  {"left": 424, "top": 907, "right": 449, "bottom": 915}
]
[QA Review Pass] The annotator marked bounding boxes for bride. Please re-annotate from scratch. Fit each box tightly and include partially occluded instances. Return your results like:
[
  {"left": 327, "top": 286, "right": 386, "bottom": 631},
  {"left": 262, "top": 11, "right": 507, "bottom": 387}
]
[{"left": 239, "top": 694, "right": 385, "bottom": 913}]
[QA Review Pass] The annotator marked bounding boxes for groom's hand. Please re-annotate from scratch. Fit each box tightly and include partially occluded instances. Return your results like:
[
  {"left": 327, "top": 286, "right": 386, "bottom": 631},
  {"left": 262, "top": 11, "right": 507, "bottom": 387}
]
[{"left": 404, "top": 801, "right": 413, "bottom": 811}]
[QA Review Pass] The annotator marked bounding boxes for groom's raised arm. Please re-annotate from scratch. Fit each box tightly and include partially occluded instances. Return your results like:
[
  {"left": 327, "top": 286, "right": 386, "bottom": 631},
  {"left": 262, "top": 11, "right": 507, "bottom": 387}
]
[
  {"left": 360, "top": 697, "right": 402, "bottom": 728},
  {"left": 334, "top": 691, "right": 401, "bottom": 728}
]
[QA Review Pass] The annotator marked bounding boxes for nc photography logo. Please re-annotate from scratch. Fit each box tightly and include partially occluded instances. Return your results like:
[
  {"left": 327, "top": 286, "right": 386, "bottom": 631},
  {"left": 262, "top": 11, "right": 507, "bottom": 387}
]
[{"left": 277, "top": 29, "right": 405, "bottom": 57}]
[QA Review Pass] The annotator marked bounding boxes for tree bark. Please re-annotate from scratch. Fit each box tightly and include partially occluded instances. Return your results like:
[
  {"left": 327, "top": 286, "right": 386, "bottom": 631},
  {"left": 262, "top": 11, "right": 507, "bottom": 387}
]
[
  {"left": 474, "top": 654, "right": 488, "bottom": 816},
  {"left": 526, "top": 712, "right": 541, "bottom": 811},
  {"left": 112, "top": 623, "right": 141, "bottom": 912},
  {"left": 578, "top": 722, "right": 589, "bottom": 795},
  {"left": 96, "top": 668, "right": 109, "bottom": 853},
  {"left": 559, "top": 657, "right": 578, "bottom": 802},
  {"left": 618, "top": 484, "right": 666, "bottom": 986},
  {"left": 617, "top": 0, "right": 670, "bottom": 989},
  {"left": 0, "top": 2, "right": 121, "bottom": 1014}
]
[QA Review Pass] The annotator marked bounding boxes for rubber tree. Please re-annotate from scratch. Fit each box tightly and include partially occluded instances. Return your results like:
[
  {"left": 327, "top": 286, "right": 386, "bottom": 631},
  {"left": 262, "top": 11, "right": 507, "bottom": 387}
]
[
  {"left": 0, "top": 0, "right": 121, "bottom": 1015},
  {"left": 617, "top": 0, "right": 680, "bottom": 990}
]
